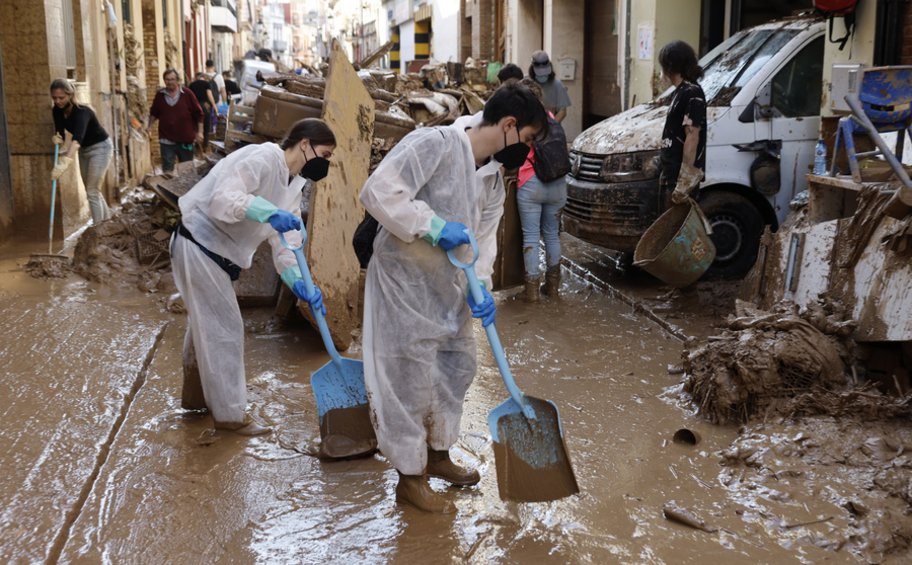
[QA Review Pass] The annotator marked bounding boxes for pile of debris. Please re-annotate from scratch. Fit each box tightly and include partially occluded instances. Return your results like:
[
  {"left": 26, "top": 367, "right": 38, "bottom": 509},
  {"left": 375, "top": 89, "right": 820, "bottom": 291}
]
[{"left": 682, "top": 297, "right": 857, "bottom": 424}]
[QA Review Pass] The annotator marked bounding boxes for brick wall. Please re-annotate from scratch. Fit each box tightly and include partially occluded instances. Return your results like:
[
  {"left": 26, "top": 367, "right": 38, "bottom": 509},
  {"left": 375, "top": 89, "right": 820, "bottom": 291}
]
[
  {"left": 143, "top": 1, "right": 162, "bottom": 166},
  {"left": 902, "top": 1, "right": 912, "bottom": 64},
  {"left": 471, "top": 0, "right": 495, "bottom": 60}
]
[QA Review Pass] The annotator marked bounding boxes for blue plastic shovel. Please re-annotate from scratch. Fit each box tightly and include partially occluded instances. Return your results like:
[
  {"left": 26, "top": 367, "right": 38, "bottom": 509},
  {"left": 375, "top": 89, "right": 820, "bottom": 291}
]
[
  {"left": 280, "top": 230, "right": 377, "bottom": 459},
  {"left": 447, "top": 231, "right": 579, "bottom": 502}
]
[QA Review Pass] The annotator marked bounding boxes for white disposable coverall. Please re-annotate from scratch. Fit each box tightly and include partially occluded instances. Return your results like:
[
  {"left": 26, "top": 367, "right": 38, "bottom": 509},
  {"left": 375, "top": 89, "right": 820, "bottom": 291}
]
[
  {"left": 172, "top": 142, "right": 305, "bottom": 424},
  {"left": 360, "top": 115, "right": 505, "bottom": 475}
]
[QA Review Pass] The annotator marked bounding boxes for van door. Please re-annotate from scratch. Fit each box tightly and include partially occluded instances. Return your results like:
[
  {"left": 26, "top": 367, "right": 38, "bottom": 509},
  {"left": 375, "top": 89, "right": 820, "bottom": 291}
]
[{"left": 757, "top": 36, "right": 825, "bottom": 219}]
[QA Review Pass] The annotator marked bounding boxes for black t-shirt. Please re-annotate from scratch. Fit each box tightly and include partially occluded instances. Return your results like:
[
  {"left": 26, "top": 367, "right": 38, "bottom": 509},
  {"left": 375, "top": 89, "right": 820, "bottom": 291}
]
[
  {"left": 225, "top": 79, "right": 241, "bottom": 96},
  {"left": 189, "top": 79, "right": 214, "bottom": 107},
  {"left": 660, "top": 80, "right": 707, "bottom": 183},
  {"left": 53, "top": 105, "right": 109, "bottom": 147}
]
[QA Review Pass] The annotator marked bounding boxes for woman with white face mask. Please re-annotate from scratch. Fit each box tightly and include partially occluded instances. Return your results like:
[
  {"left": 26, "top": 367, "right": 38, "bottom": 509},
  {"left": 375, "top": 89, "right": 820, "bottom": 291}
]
[
  {"left": 171, "top": 118, "right": 335, "bottom": 435},
  {"left": 528, "top": 50, "right": 572, "bottom": 123}
]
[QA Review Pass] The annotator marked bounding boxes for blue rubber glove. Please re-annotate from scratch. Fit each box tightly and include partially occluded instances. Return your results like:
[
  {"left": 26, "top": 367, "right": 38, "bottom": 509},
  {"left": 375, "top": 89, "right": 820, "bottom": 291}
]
[
  {"left": 437, "top": 221, "right": 471, "bottom": 251},
  {"left": 268, "top": 210, "right": 302, "bottom": 233},
  {"left": 292, "top": 280, "right": 326, "bottom": 317},
  {"left": 467, "top": 287, "right": 496, "bottom": 327}
]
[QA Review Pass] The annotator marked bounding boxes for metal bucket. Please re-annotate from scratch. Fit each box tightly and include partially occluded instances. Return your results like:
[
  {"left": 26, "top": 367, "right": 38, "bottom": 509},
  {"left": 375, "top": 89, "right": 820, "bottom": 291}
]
[{"left": 633, "top": 201, "right": 716, "bottom": 287}]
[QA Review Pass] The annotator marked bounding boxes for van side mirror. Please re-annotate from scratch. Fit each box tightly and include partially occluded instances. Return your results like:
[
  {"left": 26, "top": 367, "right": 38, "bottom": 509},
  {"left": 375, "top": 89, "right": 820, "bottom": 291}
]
[{"left": 754, "top": 83, "right": 774, "bottom": 120}]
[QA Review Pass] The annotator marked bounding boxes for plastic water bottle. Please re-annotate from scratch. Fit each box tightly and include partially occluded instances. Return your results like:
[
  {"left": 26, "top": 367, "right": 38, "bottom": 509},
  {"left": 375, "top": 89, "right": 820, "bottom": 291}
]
[{"left": 813, "top": 139, "right": 827, "bottom": 175}]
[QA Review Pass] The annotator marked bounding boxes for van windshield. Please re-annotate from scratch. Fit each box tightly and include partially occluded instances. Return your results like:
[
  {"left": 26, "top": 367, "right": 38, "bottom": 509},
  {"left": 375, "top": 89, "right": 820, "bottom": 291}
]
[{"left": 657, "top": 27, "right": 801, "bottom": 106}]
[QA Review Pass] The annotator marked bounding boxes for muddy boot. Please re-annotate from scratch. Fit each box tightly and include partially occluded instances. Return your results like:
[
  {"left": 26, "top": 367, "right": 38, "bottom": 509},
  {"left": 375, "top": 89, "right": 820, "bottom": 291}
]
[
  {"left": 427, "top": 449, "right": 480, "bottom": 487},
  {"left": 523, "top": 275, "right": 541, "bottom": 303},
  {"left": 181, "top": 359, "right": 208, "bottom": 412},
  {"left": 214, "top": 415, "right": 272, "bottom": 436},
  {"left": 541, "top": 265, "right": 562, "bottom": 298},
  {"left": 395, "top": 472, "right": 456, "bottom": 514}
]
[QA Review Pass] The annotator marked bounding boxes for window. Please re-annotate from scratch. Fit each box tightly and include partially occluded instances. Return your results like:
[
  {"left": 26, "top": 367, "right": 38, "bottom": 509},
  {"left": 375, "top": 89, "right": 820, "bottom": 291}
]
[{"left": 770, "top": 36, "right": 824, "bottom": 117}]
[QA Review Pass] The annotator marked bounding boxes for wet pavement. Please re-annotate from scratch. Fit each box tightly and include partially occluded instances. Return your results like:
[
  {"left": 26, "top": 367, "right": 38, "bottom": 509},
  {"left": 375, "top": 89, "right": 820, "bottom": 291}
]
[{"left": 1, "top": 232, "right": 909, "bottom": 563}]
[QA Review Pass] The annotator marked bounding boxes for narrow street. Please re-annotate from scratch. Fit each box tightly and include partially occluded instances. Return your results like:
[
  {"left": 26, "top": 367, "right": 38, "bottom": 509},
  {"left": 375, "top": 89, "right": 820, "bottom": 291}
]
[{"left": 4, "top": 229, "right": 909, "bottom": 563}]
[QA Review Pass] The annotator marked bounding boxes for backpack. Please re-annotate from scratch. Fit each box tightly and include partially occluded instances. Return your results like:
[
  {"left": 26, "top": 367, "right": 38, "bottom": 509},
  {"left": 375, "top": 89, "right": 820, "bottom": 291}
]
[
  {"left": 352, "top": 211, "right": 380, "bottom": 268},
  {"left": 532, "top": 116, "right": 571, "bottom": 182},
  {"left": 814, "top": 0, "right": 859, "bottom": 51}
]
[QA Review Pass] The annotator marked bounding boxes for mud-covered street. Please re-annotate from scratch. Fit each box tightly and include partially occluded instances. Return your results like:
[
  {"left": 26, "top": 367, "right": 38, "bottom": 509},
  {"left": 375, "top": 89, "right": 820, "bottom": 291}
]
[{"left": 2, "top": 227, "right": 910, "bottom": 564}]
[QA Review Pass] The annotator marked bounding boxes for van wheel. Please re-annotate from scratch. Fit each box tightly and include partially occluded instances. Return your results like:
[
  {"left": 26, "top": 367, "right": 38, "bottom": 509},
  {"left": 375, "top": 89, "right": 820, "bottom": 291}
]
[{"left": 698, "top": 191, "right": 764, "bottom": 280}]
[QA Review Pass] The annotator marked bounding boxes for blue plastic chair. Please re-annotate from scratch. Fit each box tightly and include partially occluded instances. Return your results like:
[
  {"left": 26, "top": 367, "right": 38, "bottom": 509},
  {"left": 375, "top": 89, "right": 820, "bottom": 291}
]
[{"left": 832, "top": 66, "right": 912, "bottom": 183}]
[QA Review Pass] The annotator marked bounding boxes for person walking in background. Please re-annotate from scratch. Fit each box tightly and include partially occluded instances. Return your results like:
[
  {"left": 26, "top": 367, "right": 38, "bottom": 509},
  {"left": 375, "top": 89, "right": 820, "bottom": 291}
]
[
  {"left": 49, "top": 78, "right": 113, "bottom": 224},
  {"left": 147, "top": 69, "right": 204, "bottom": 174},
  {"left": 188, "top": 72, "right": 217, "bottom": 154},
  {"left": 360, "top": 82, "right": 548, "bottom": 513},
  {"left": 513, "top": 78, "right": 570, "bottom": 302},
  {"left": 223, "top": 71, "right": 241, "bottom": 103},
  {"left": 496, "top": 63, "right": 524, "bottom": 84},
  {"left": 206, "top": 59, "right": 226, "bottom": 106},
  {"left": 528, "top": 50, "right": 572, "bottom": 123},
  {"left": 172, "top": 118, "right": 335, "bottom": 436},
  {"left": 657, "top": 40, "right": 706, "bottom": 205}
]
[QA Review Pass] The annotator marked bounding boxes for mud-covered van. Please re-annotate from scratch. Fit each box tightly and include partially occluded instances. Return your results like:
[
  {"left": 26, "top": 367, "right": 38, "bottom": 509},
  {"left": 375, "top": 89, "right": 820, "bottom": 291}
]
[{"left": 565, "top": 16, "right": 825, "bottom": 278}]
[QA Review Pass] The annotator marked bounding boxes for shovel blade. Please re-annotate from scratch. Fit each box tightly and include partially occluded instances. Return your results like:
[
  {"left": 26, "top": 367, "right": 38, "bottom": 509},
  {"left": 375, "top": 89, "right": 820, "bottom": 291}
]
[
  {"left": 489, "top": 396, "right": 579, "bottom": 503},
  {"left": 312, "top": 358, "right": 377, "bottom": 459}
]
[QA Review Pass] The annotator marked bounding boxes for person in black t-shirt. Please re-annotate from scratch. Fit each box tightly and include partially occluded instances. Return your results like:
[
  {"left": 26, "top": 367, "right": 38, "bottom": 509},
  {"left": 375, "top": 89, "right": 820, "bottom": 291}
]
[
  {"left": 50, "top": 78, "right": 113, "bottom": 223},
  {"left": 189, "top": 72, "right": 217, "bottom": 152},
  {"left": 223, "top": 71, "right": 241, "bottom": 103},
  {"left": 658, "top": 40, "right": 706, "bottom": 205}
]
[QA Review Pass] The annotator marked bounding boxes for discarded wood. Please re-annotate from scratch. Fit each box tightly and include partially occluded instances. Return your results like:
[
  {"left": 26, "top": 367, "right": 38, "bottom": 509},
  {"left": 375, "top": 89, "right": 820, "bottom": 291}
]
[
  {"left": 783, "top": 516, "right": 833, "bottom": 530},
  {"left": 359, "top": 40, "right": 394, "bottom": 69},
  {"left": 662, "top": 501, "right": 719, "bottom": 533},
  {"left": 302, "top": 38, "right": 375, "bottom": 350}
]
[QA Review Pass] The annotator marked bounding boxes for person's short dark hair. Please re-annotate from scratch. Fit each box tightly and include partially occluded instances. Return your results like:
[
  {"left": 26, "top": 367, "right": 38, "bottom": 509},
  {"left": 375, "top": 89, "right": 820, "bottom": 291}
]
[
  {"left": 482, "top": 81, "right": 549, "bottom": 140},
  {"left": 497, "top": 63, "right": 524, "bottom": 83},
  {"left": 658, "top": 40, "right": 703, "bottom": 83},
  {"left": 222, "top": 71, "right": 231, "bottom": 78},
  {"left": 205, "top": 59, "right": 215, "bottom": 68},
  {"left": 195, "top": 72, "right": 207, "bottom": 80},
  {"left": 162, "top": 68, "right": 179, "bottom": 81},
  {"left": 280, "top": 118, "right": 336, "bottom": 150}
]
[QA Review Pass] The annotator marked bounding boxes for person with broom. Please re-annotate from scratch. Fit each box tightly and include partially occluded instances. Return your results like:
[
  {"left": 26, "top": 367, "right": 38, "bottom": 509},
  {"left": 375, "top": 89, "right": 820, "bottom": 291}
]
[
  {"left": 49, "top": 79, "right": 113, "bottom": 224},
  {"left": 171, "top": 118, "right": 335, "bottom": 435},
  {"left": 360, "top": 82, "right": 548, "bottom": 513}
]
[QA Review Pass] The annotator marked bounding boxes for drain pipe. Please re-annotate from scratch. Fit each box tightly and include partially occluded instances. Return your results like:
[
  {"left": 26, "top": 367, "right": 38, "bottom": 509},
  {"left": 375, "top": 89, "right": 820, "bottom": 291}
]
[{"left": 623, "top": 0, "right": 631, "bottom": 111}]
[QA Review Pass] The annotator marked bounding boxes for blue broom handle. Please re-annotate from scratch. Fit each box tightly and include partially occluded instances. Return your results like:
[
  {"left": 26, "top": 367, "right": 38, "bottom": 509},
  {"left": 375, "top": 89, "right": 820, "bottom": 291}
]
[
  {"left": 447, "top": 231, "right": 536, "bottom": 420},
  {"left": 278, "top": 230, "right": 344, "bottom": 369},
  {"left": 49, "top": 144, "right": 60, "bottom": 254}
]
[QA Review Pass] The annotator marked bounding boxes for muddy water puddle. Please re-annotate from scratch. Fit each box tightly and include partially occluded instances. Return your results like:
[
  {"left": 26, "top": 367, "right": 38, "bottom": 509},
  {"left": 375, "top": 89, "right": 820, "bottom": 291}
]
[{"left": 3, "top": 247, "right": 904, "bottom": 563}]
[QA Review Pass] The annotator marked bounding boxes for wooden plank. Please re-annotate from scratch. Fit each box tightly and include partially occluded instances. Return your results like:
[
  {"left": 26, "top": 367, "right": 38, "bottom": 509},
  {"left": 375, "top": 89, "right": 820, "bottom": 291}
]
[{"left": 303, "top": 39, "right": 375, "bottom": 350}]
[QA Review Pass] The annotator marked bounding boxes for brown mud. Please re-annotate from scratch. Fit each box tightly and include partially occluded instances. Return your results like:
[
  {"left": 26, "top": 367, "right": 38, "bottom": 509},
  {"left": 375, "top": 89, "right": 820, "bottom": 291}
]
[
  {"left": 318, "top": 404, "right": 378, "bottom": 459},
  {"left": 3, "top": 230, "right": 912, "bottom": 562}
]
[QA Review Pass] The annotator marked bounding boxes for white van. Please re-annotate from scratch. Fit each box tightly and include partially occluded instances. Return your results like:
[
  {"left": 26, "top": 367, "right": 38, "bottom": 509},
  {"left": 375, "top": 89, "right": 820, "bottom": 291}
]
[
  {"left": 233, "top": 59, "right": 277, "bottom": 106},
  {"left": 564, "top": 16, "right": 825, "bottom": 278}
]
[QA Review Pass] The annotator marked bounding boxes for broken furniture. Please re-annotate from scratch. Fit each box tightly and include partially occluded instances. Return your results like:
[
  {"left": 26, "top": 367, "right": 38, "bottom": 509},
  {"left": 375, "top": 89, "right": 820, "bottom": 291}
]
[{"left": 831, "top": 66, "right": 912, "bottom": 217}]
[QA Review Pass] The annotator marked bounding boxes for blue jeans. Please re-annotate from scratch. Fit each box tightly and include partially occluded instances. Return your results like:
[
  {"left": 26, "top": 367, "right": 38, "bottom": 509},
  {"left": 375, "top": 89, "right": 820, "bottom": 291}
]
[
  {"left": 517, "top": 174, "right": 567, "bottom": 278},
  {"left": 160, "top": 142, "right": 194, "bottom": 173},
  {"left": 78, "top": 138, "right": 113, "bottom": 223}
]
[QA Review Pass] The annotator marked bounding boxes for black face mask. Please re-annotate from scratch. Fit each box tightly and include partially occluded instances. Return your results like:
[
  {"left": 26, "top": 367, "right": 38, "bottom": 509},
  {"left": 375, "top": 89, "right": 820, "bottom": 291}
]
[
  {"left": 300, "top": 144, "right": 330, "bottom": 181},
  {"left": 493, "top": 126, "right": 529, "bottom": 169}
]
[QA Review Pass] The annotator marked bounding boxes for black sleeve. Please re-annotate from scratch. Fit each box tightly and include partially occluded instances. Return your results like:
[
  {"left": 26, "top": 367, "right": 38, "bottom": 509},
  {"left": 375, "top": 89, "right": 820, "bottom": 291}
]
[
  {"left": 686, "top": 86, "right": 706, "bottom": 128},
  {"left": 69, "top": 107, "right": 92, "bottom": 145},
  {"left": 52, "top": 107, "right": 65, "bottom": 137}
]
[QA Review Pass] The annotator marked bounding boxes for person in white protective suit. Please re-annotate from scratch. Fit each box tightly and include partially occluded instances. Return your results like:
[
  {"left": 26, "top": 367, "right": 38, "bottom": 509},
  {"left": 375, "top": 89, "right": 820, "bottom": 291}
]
[
  {"left": 172, "top": 118, "right": 336, "bottom": 436},
  {"left": 360, "top": 83, "right": 548, "bottom": 512}
]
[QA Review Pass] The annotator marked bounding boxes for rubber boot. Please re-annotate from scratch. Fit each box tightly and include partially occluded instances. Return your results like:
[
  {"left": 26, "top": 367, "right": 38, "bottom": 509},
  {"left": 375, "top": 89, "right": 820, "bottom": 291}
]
[
  {"left": 395, "top": 472, "right": 456, "bottom": 514},
  {"left": 542, "top": 265, "right": 562, "bottom": 298},
  {"left": 181, "top": 359, "right": 208, "bottom": 412},
  {"left": 523, "top": 275, "right": 541, "bottom": 303},
  {"left": 427, "top": 448, "right": 480, "bottom": 487},
  {"left": 214, "top": 415, "right": 272, "bottom": 436}
]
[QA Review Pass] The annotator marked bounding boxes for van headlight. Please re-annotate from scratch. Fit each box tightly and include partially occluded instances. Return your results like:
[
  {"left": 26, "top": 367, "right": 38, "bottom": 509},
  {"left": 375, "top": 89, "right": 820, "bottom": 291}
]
[{"left": 599, "top": 150, "right": 661, "bottom": 182}]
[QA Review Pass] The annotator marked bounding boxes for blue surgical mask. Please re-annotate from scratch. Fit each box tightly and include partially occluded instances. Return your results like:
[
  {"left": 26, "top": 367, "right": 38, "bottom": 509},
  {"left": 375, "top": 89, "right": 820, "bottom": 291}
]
[{"left": 535, "top": 75, "right": 548, "bottom": 84}]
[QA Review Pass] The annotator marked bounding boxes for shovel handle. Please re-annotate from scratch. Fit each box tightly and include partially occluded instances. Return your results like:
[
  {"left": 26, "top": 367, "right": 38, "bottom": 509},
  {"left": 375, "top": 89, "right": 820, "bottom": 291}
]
[
  {"left": 278, "top": 230, "right": 344, "bottom": 367},
  {"left": 446, "top": 230, "right": 536, "bottom": 421}
]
